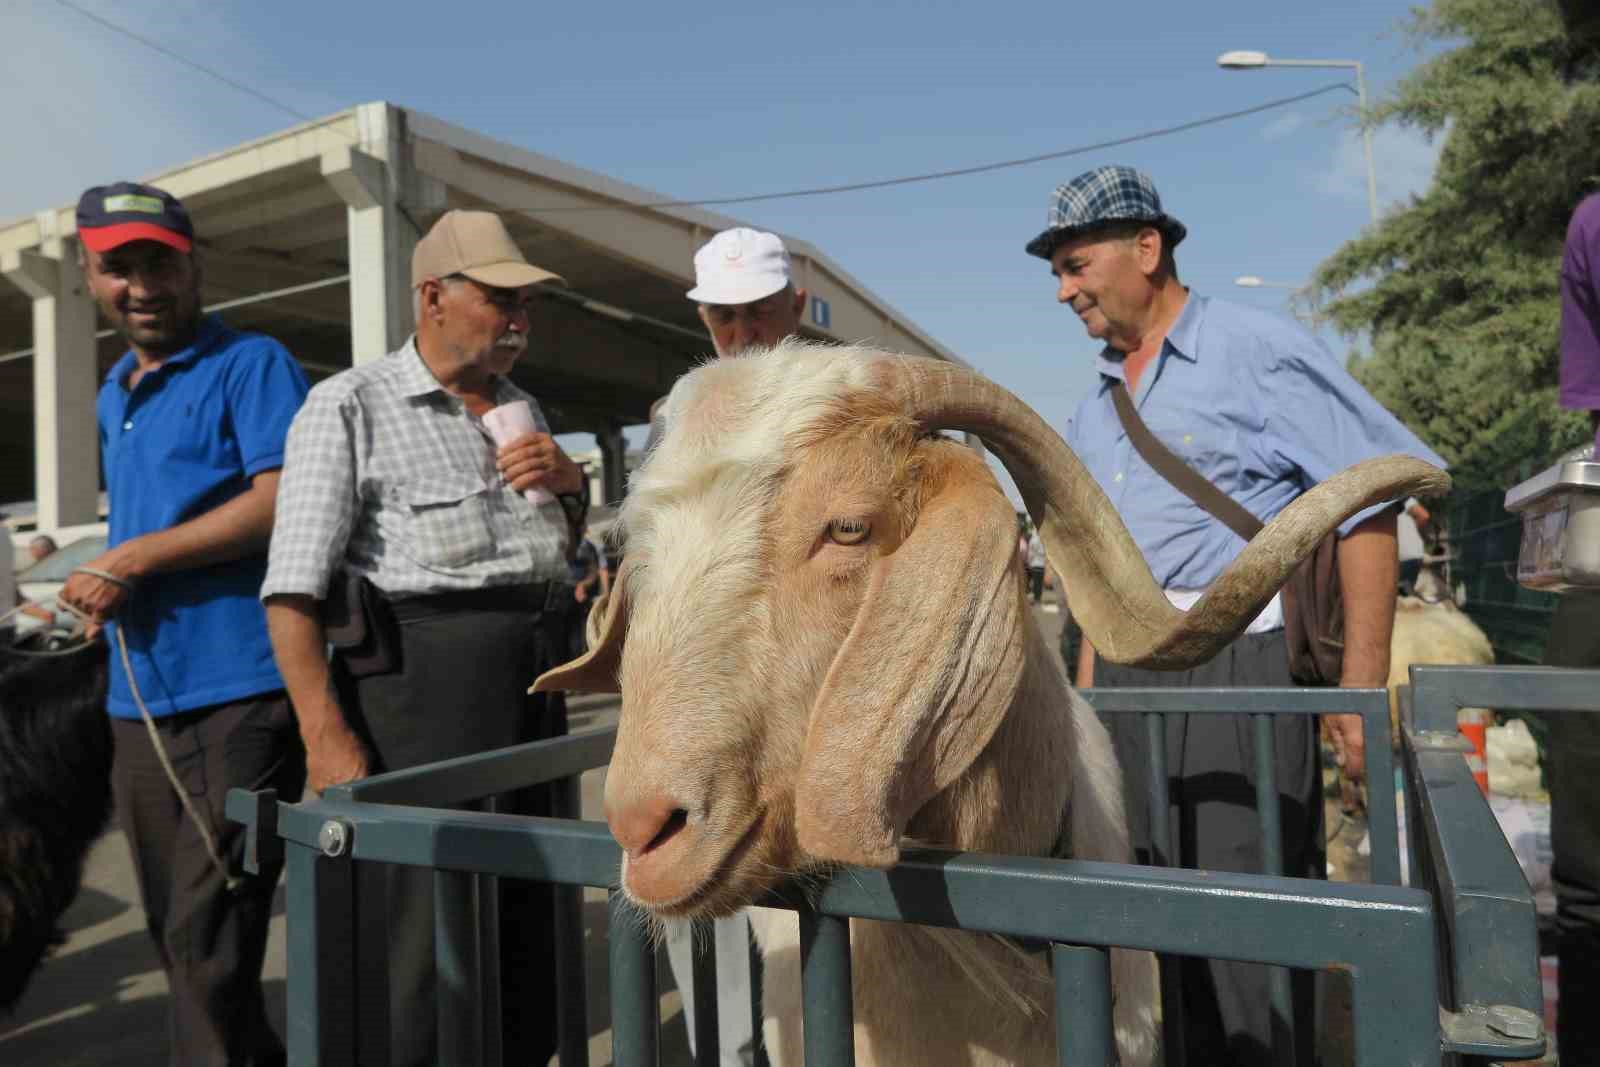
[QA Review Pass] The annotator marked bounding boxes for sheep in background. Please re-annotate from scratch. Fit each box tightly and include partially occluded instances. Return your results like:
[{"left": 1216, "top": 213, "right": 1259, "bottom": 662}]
[
  {"left": 538, "top": 343, "right": 1447, "bottom": 1066},
  {"left": 1386, "top": 569, "right": 1494, "bottom": 742},
  {"left": 0, "top": 634, "right": 112, "bottom": 1010}
]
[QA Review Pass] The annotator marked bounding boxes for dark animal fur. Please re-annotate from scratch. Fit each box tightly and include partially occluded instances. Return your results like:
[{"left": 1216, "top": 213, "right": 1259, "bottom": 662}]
[{"left": 0, "top": 635, "right": 112, "bottom": 1010}]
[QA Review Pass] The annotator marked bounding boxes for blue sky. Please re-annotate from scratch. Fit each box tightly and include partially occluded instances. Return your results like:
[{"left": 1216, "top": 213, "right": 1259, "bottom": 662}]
[{"left": 2, "top": 0, "right": 1444, "bottom": 491}]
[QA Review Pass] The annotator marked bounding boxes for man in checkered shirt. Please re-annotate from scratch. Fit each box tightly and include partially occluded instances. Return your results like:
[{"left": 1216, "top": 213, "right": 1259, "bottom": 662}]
[{"left": 261, "top": 209, "right": 584, "bottom": 1067}]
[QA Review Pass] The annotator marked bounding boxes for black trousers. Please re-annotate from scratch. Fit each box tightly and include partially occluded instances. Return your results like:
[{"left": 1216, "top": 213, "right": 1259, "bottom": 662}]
[
  {"left": 337, "top": 600, "right": 568, "bottom": 1067},
  {"left": 112, "top": 692, "right": 305, "bottom": 1067},
  {"left": 1543, "top": 590, "right": 1600, "bottom": 1061},
  {"left": 1026, "top": 565, "right": 1045, "bottom": 602},
  {"left": 1096, "top": 629, "right": 1322, "bottom": 1066}
]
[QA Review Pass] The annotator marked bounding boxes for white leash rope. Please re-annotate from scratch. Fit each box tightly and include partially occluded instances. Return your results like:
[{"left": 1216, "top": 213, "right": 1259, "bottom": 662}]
[
  {"left": 11, "top": 594, "right": 242, "bottom": 892},
  {"left": 115, "top": 623, "right": 243, "bottom": 893}
]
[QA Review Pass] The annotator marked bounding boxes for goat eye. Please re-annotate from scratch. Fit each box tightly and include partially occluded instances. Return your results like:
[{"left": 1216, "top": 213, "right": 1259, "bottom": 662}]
[{"left": 827, "top": 518, "right": 870, "bottom": 545}]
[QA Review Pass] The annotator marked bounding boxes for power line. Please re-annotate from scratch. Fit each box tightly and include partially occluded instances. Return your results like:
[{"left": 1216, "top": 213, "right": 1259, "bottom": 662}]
[
  {"left": 52, "top": 0, "right": 1351, "bottom": 217},
  {"left": 509, "top": 82, "right": 1353, "bottom": 215},
  {"left": 53, "top": 0, "right": 318, "bottom": 127}
]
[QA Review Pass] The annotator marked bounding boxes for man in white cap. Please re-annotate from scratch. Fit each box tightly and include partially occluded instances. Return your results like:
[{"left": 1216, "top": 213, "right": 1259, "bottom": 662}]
[
  {"left": 263, "top": 209, "right": 584, "bottom": 1066},
  {"left": 651, "top": 227, "right": 810, "bottom": 1065},
  {"left": 688, "top": 227, "right": 807, "bottom": 357}
]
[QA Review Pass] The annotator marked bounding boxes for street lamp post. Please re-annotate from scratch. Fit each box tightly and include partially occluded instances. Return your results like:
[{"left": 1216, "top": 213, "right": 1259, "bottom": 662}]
[
  {"left": 1218, "top": 50, "right": 1379, "bottom": 226},
  {"left": 1234, "top": 276, "right": 1302, "bottom": 290}
]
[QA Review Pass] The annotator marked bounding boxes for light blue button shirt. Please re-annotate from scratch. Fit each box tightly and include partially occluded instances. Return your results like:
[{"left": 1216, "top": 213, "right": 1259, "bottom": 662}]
[{"left": 1063, "top": 293, "right": 1446, "bottom": 592}]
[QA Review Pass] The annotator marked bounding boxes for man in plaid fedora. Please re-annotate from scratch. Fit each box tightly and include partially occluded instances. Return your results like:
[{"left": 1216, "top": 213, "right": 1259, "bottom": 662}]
[{"left": 1028, "top": 164, "right": 1444, "bottom": 1063}]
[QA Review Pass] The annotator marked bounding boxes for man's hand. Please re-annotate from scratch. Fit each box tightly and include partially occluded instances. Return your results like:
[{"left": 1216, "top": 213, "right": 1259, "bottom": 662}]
[
  {"left": 303, "top": 716, "right": 371, "bottom": 796},
  {"left": 496, "top": 432, "right": 583, "bottom": 496},
  {"left": 575, "top": 583, "right": 590, "bottom": 604},
  {"left": 59, "top": 540, "right": 151, "bottom": 624},
  {"left": 1324, "top": 712, "right": 1367, "bottom": 782}
]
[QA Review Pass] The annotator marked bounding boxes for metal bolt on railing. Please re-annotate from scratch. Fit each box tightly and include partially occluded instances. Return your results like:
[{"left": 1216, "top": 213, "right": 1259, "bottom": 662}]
[
  {"left": 1485, "top": 1004, "right": 1543, "bottom": 1041},
  {"left": 318, "top": 819, "right": 351, "bottom": 858}
]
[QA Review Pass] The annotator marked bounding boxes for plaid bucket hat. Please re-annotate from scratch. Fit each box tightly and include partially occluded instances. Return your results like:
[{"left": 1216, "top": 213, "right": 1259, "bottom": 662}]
[{"left": 1024, "top": 165, "right": 1187, "bottom": 260}]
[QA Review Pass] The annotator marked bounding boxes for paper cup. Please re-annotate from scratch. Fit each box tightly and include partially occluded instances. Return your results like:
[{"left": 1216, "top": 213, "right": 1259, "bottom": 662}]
[{"left": 483, "top": 400, "right": 555, "bottom": 506}]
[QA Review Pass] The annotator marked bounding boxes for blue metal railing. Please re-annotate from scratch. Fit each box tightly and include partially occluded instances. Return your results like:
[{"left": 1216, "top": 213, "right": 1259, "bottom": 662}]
[{"left": 225, "top": 666, "right": 1594, "bottom": 1066}]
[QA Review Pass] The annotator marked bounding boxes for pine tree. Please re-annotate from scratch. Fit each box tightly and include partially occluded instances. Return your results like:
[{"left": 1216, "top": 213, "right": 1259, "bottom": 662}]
[{"left": 1310, "top": 0, "right": 1600, "bottom": 490}]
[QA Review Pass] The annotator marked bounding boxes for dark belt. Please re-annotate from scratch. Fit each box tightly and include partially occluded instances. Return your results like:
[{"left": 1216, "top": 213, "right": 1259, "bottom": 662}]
[{"left": 389, "top": 582, "right": 558, "bottom": 623}]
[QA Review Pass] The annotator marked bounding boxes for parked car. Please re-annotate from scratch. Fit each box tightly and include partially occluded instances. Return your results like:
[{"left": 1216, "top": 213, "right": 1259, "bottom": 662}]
[{"left": 15, "top": 534, "right": 109, "bottom": 633}]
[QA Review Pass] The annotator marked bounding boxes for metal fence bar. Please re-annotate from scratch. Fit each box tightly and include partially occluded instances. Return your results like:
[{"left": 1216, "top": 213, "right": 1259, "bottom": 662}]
[
  {"left": 1410, "top": 664, "right": 1600, "bottom": 729},
  {"left": 476, "top": 864, "right": 503, "bottom": 1067},
  {"left": 334, "top": 727, "right": 618, "bottom": 807},
  {"left": 475, "top": 796, "right": 504, "bottom": 1067},
  {"left": 1251, "top": 714, "right": 1295, "bottom": 1060},
  {"left": 1363, "top": 702, "right": 1401, "bottom": 886},
  {"left": 1406, "top": 734, "right": 1542, "bottom": 1009},
  {"left": 1051, "top": 943, "right": 1114, "bottom": 1067},
  {"left": 799, "top": 909, "right": 856, "bottom": 1067},
  {"left": 607, "top": 891, "right": 658, "bottom": 1067},
  {"left": 1083, "top": 688, "right": 1403, "bottom": 884},
  {"left": 1142, "top": 710, "right": 1185, "bottom": 1067},
  {"left": 691, "top": 922, "right": 721, "bottom": 1067},
  {"left": 749, "top": 925, "right": 771, "bottom": 1067},
  {"left": 1143, "top": 712, "right": 1170, "bottom": 866},
  {"left": 551, "top": 777, "right": 590, "bottom": 1067},
  {"left": 284, "top": 841, "right": 357, "bottom": 1067},
  {"left": 436, "top": 868, "right": 482, "bottom": 1066}
]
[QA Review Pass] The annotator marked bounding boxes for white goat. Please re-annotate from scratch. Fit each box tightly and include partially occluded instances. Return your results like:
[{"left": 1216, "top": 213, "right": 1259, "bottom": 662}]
[{"left": 536, "top": 343, "right": 1448, "bottom": 1066}]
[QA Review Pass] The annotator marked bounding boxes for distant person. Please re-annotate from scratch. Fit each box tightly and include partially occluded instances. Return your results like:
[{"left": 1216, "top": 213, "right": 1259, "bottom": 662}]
[
  {"left": 27, "top": 534, "right": 57, "bottom": 564},
  {"left": 1546, "top": 189, "right": 1600, "bottom": 1062},
  {"left": 690, "top": 227, "right": 808, "bottom": 357},
  {"left": 57, "top": 181, "right": 308, "bottom": 1066},
  {"left": 1025, "top": 164, "right": 1443, "bottom": 1063},
  {"left": 645, "top": 228, "right": 810, "bottom": 453},
  {"left": 568, "top": 524, "right": 603, "bottom": 661},
  {"left": 1396, "top": 497, "right": 1431, "bottom": 594},
  {"left": 1025, "top": 528, "right": 1047, "bottom": 603}
]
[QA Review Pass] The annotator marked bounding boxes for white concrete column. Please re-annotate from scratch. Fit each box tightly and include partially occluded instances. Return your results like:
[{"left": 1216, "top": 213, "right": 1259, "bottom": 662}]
[
  {"left": 1, "top": 229, "right": 100, "bottom": 530},
  {"left": 323, "top": 104, "right": 447, "bottom": 364}
]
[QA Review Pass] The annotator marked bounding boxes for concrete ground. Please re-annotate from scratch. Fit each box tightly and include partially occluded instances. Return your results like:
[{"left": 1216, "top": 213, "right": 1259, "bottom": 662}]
[{"left": 0, "top": 586, "right": 1435, "bottom": 1065}]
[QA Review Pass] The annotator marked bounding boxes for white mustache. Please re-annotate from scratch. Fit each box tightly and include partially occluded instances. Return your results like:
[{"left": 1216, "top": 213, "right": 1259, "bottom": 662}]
[{"left": 494, "top": 333, "right": 526, "bottom": 351}]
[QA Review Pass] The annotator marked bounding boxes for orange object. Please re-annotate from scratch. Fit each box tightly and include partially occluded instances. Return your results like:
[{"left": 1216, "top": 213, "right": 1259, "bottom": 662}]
[{"left": 1458, "top": 709, "right": 1491, "bottom": 795}]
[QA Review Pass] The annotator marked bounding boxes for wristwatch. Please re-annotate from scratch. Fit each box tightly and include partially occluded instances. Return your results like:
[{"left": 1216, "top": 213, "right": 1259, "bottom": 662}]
[{"left": 557, "top": 476, "right": 590, "bottom": 527}]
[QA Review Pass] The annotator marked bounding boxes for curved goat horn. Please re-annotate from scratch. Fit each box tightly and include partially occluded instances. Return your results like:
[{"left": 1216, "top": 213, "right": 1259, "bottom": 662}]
[{"left": 872, "top": 355, "right": 1450, "bottom": 669}]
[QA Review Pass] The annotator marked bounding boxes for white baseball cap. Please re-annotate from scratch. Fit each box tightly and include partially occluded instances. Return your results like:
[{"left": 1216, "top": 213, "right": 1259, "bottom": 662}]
[{"left": 686, "top": 228, "right": 792, "bottom": 305}]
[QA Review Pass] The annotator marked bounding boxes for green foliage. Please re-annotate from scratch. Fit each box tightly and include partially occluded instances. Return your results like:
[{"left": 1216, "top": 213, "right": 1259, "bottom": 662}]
[{"left": 1310, "top": 0, "right": 1600, "bottom": 490}]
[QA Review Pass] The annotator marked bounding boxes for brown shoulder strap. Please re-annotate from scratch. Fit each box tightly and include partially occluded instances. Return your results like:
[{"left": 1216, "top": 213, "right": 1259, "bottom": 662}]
[{"left": 1109, "top": 381, "right": 1264, "bottom": 541}]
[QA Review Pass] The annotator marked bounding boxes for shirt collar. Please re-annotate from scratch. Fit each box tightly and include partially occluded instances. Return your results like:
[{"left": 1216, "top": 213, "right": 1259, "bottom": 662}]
[
  {"left": 397, "top": 335, "right": 518, "bottom": 407},
  {"left": 104, "top": 313, "right": 228, "bottom": 388},
  {"left": 1092, "top": 291, "right": 1205, "bottom": 386},
  {"left": 396, "top": 336, "right": 445, "bottom": 399}
]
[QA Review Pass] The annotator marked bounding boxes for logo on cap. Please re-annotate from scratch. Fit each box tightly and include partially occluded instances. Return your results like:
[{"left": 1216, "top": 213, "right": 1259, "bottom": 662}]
[{"left": 102, "top": 194, "right": 166, "bottom": 216}]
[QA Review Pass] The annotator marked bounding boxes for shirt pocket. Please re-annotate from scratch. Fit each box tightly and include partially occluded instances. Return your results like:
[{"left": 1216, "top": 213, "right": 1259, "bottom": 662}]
[
  {"left": 1145, "top": 416, "right": 1242, "bottom": 490},
  {"left": 402, "top": 471, "right": 497, "bottom": 570}
]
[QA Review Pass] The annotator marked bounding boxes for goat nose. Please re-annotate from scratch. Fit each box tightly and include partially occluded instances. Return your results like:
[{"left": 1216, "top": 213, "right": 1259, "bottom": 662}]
[{"left": 606, "top": 794, "right": 689, "bottom": 857}]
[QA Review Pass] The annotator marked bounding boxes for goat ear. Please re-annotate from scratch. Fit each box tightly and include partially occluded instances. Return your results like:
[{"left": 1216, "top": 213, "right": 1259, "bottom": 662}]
[
  {"left": 530, "top": 563, "right": 630, "bottom": 694},
  {"left": 794, "top": 461, "right": 1028, "bottom": 868}
]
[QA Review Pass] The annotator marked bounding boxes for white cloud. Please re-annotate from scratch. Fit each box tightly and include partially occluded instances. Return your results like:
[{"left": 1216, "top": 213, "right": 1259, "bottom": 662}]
[
  {"left": 1262, "top": 112, "right": 1307, "bottom": 141},
  {"left": 1312, "top": 123, "right": 1444, "bottom": 212}
]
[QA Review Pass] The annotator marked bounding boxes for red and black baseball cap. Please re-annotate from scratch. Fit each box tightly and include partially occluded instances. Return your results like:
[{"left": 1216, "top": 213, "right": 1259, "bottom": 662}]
[{"left": 75, "top": 182, "right": 194, "bottom": 254}]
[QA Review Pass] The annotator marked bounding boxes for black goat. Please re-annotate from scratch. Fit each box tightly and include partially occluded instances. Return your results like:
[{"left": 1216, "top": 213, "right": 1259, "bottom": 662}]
[{"left": 0, "top": 633, "right": 113, "bottom": 1010}]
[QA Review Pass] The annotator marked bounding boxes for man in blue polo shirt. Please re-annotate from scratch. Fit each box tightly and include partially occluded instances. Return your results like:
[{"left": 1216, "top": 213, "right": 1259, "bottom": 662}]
[{"left": 59, "top": 181, "right": 308, "bottom": 1067}]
